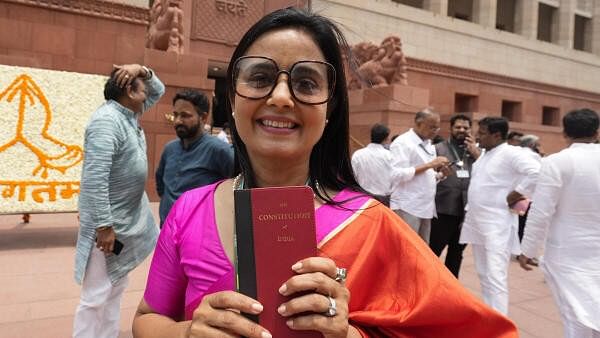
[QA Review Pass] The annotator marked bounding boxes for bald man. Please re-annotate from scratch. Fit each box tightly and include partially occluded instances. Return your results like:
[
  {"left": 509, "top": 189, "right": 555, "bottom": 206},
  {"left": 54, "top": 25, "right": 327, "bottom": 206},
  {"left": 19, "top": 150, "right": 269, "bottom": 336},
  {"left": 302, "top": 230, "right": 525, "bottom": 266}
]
[{"left": 389, "top": 109, "right": 450, "bottom": 243}]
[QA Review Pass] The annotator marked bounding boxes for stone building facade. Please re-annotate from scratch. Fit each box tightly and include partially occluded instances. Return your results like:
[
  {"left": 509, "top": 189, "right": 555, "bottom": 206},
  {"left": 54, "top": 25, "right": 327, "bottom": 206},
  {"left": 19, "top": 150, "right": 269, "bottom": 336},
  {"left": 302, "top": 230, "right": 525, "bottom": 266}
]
[
  {"left": 1, "top": 0, "right": 599, "bottom": 205},
  {"left": 313, "top": 0, "right": 600, "bottom": 152}
]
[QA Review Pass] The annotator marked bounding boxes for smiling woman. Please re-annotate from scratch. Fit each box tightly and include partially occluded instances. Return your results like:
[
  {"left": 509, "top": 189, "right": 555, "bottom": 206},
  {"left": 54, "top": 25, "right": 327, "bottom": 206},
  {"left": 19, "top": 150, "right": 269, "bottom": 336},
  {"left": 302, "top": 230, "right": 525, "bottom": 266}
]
[{"left": 132, "top": 7, "right": 519, "bottom": 338}]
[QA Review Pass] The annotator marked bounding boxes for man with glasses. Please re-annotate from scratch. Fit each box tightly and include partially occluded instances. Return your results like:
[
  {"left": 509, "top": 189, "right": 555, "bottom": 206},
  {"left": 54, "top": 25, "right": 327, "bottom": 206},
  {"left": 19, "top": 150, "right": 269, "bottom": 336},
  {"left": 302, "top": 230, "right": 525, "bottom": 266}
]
[
  {"left": 389, "top": 109, "right": 450, "bottom": 243},
  {"left": 155, "top": 89, "right": 233, "bottom": 226}
]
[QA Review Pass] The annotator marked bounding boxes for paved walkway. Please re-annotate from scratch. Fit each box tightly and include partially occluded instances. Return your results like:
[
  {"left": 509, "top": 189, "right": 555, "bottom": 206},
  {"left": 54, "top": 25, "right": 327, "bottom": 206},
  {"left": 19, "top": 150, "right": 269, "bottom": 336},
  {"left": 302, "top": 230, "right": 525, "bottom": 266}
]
[{"left": 0, "top": 206, "right": 562, "bottom": 338}]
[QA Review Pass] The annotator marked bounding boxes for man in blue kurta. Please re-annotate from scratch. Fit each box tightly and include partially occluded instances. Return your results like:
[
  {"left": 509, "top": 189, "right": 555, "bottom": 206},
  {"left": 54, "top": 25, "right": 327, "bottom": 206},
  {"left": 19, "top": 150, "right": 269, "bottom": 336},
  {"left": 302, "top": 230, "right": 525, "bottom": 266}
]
[
  {"left": 155, "top": 89, "right": 233, "bottom": 226},
  {"left": 73, "top": 64, "right": 164, "bottom": 338}
]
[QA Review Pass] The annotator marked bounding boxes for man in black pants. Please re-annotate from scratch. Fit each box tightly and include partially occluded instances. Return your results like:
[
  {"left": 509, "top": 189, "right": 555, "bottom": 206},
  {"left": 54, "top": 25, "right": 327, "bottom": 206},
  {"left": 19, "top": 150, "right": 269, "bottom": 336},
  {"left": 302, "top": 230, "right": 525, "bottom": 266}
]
[{"left": 429, "top": 114, "right": 480, "bottom": 277}]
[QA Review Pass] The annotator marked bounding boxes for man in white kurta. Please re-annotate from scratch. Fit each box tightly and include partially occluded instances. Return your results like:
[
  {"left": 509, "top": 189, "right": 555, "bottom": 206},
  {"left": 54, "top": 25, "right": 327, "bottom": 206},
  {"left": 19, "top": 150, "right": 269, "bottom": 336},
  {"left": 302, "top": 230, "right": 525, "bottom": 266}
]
[
  {"left": 352, "top": 123, "right": 392, "bottom": 204},
  {"left": 460, "top": 117, "right": 540, "bottom": 315},
  {"left": 390, "top": 110, "right": 449, "bottom": 243},
  {"left": 519, "top": 109, "right": 600, "bottom": 338}
]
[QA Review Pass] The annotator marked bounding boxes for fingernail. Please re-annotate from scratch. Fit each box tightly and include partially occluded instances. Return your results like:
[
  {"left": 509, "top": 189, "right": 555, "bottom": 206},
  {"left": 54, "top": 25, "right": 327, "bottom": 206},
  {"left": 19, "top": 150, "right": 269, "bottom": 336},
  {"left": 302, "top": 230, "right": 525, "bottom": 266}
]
[
  {"left": 291, "top": 262, "right": 302, "bottom": 271},
  {"left": 277, "top": 305, "right": 286, "bottom": 315},
  {"left": 251, "top": 303, "right": 263, "bottom": 313},
  {"left": 261, "top": 331, "right": 272, "bottom": 338},
  {"left": 286, "top": 319, "right": 293, "bottom": 327},
  {"left": 278, "top": 284, "right": 287, "bottom": 295}
]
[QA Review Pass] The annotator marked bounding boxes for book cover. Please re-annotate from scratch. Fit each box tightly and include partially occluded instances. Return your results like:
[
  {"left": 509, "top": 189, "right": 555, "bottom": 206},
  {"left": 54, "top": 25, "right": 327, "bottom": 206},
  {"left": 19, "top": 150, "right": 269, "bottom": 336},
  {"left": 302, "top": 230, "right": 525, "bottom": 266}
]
[{"left": 234, "top": 186, "right": 320, "bottom": 338}]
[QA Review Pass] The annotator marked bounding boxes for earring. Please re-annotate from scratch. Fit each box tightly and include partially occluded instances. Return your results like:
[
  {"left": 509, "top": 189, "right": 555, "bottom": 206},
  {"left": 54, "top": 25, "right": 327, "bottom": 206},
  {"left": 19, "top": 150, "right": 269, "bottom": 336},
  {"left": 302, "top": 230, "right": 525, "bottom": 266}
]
[
  {"left": 232, "top": 111, "right": 235, "bottom": 118},
  {"left": 325, "top": 119, "right": 329, "bottom": 124}
]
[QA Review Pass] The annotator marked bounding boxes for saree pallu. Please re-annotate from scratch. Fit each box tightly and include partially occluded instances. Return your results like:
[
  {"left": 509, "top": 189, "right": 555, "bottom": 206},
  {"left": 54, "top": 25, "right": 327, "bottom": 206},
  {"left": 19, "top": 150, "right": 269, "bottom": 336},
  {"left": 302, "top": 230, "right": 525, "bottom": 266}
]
[{"left": 318, "top": 191, "right": 518, "bottom": 338}]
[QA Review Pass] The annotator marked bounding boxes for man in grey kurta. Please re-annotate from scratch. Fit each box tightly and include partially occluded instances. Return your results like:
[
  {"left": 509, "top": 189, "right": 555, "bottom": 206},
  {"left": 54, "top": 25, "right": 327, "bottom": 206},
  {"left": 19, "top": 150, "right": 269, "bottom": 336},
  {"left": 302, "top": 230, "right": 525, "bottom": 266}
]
[{"left": 73, "top": 64, "right": 164, "bottom": 338}]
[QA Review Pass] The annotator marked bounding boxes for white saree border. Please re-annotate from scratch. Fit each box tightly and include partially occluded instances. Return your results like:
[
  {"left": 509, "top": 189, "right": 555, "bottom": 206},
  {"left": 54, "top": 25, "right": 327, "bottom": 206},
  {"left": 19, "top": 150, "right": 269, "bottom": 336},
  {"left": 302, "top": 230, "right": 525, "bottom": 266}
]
[{"left": 0, "top": 65, "right": 106, "bottom": 214}]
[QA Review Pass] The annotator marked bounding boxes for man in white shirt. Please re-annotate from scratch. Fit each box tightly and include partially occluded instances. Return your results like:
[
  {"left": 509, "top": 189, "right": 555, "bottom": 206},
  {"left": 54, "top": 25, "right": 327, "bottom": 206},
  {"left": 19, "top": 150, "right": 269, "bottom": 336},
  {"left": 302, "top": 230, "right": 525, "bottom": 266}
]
[
  {"left": 352, "top": 123, "right": 392, "bottom": 205},
  {"left": 390, "top": 109, "right": 450, "bottom": 243},
  {"left": 518, "top": 109, "right": 600, "bottom": 338},
  {"left": 459, "top": 116, "right": 540, "bottom": 315}
]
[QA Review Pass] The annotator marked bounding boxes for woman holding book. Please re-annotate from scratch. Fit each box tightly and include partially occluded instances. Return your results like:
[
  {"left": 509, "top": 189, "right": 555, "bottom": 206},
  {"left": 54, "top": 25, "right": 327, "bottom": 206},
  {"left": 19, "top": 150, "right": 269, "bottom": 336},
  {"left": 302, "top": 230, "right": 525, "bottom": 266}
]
[{"left": 133, "top": 7, "right": 518, "bottom": 338}]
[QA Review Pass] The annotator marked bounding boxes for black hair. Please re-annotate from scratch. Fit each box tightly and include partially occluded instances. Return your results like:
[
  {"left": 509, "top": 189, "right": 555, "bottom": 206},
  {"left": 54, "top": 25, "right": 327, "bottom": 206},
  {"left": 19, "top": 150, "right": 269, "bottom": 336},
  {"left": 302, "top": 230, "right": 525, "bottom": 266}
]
[
  {"left": 563, "top": 108, "right": 599, "bottom": 139},
  {"left": 370, "top": 123, "right": 390, "bottom": 144},
  {"left": 507, "top": 131, "right": 524, "bottom": 140},
  {"left": 103, "top": 69, "right": 140, "bottom": 101},
  {"left": 450, "top": 113, "right": 472, "bottom": 127},
  {"left": 479, "top": 116, "right": 509, "bottom": 140},
  {"left": 173, "top": 89, "right": 210, "bottom": 116},
  {"left": 225, "top": 7, "right": 363, "bottom": 203}
]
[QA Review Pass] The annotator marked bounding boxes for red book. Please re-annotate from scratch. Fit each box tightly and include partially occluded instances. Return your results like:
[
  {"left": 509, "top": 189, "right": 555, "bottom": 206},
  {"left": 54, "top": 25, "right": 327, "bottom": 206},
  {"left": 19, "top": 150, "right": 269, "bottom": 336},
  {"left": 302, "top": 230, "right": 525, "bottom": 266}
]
[{"left": 234, "top": 186, "right": 320, "bottom": 338}]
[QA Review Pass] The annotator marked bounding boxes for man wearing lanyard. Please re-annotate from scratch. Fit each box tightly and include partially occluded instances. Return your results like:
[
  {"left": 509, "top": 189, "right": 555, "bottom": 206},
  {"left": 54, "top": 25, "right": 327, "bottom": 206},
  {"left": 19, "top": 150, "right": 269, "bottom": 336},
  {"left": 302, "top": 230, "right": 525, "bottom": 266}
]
[
  {"left": 390, "top": 109, "right": 450, "bottom": 243},
  {"left": 429, "top": 114, "right": 480, "bottom": 277}
]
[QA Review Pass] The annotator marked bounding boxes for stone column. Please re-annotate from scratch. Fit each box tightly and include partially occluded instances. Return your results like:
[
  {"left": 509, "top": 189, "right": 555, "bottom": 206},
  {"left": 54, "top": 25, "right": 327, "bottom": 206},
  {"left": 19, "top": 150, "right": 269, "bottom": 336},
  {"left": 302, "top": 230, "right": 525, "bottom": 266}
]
[
  {"left": 515, "top": 0, "right": 539, "bottom": 39},
  {"left": 593, "top": 0, "right": 600, "bottom": 55},
  {"left": 424, "top": 0, "right": 448, "bottom": 16},
  {"left": 474, "top": 0, "right": 498, "bottom": 28},
  {"left": 554, "top": 0, "right": 577, "bottom": 48}
]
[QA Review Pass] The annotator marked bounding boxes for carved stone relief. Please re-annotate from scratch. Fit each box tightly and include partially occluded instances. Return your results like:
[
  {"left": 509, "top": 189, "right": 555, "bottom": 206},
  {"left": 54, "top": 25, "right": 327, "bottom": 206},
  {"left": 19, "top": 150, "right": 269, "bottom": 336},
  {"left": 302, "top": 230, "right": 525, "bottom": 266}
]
[
  {"left": 346, "top": 36, "right": 409, "bottom": 89},
  {"left": 5, "top": 0, "right": 149, "bottom": 24},
  {"left": 191, "top": 0, "right": 264, "bottom": 44},
  {"left": 146, "top": 0, "right": 184, "bottom": 54}
]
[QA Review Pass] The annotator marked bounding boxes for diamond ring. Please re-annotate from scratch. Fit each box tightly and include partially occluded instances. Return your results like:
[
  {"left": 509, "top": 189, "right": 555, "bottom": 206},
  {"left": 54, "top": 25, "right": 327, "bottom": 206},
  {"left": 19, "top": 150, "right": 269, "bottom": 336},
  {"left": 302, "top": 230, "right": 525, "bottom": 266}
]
[
  {"left": 324, "top": 296, "right": 336, "bottom": 317},
  {"left": 334, "top": 267, "right": 347, "bottom": 283}
]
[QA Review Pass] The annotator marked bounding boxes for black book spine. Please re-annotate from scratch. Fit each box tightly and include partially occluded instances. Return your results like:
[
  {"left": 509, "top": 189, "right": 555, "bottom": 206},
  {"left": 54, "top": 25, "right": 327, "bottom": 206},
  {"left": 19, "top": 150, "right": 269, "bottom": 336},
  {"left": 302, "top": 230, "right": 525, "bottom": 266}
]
[{"left": 233, "top": 189, "right": 258, "bottom": 324}]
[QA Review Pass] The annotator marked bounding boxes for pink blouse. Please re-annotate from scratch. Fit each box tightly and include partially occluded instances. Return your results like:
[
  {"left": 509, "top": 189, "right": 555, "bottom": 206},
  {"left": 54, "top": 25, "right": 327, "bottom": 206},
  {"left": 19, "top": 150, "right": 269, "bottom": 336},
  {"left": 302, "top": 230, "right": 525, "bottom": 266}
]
[{"left": 143, "top": 181, "right": 366, "bottom": 320}]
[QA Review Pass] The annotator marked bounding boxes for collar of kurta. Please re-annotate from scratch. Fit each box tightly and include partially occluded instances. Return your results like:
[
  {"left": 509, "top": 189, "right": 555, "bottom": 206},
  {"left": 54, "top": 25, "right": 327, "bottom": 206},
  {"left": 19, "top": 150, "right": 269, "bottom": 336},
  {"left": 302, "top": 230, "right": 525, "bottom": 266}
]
[
  {"left": 107, "top": 100, "right": 139, "bottom": 118},
  {"left": 408, "top": 128, "right": 430, "bottom": 147},
  {"left": 179, "top": 132, "right": 205, "bottom": 151}
]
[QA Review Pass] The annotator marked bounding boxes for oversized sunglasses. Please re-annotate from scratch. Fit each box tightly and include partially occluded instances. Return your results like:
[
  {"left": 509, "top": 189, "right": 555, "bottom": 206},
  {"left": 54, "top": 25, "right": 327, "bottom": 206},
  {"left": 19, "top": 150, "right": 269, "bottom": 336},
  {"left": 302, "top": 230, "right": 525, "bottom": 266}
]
[{"left": 232, "top": 56, "right": 336, "bottom": 105}]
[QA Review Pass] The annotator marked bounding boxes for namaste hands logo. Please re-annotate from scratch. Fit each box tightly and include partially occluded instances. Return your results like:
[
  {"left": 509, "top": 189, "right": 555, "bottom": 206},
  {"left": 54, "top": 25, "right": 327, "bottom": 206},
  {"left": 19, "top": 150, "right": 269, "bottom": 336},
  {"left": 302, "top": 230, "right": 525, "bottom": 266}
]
[{"left": 0, "top": 74, "right": 83, "bottom": 178}]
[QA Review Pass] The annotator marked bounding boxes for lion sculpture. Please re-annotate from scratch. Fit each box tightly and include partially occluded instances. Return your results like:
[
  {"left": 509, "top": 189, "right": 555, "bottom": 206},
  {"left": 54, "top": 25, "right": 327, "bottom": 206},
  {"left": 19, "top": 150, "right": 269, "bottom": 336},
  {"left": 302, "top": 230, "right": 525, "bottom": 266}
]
[{"left": 346, "top": 36, "right": 408, "bottom": 89}]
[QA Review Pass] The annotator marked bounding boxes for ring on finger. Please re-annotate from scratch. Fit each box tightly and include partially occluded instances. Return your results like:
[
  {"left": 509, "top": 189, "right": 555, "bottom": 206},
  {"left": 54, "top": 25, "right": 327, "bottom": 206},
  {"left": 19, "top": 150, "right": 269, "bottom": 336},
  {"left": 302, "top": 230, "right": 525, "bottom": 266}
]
[
  {"left": 334, "top": 267, "right": 347, "bottom": 283},
  {"left": 124, "top": 74, "right": 129, "bottom": 78},
  {"left": 323, "top": 296, "right": 336, "bottom": 317}
]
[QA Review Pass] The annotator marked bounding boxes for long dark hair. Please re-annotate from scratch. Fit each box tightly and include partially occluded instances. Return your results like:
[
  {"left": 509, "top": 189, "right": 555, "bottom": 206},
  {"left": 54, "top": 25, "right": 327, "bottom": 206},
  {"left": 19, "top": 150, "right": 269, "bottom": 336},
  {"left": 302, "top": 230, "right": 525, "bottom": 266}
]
[{"left": 225, "top": 7, "right": 363, "bottom": 204}]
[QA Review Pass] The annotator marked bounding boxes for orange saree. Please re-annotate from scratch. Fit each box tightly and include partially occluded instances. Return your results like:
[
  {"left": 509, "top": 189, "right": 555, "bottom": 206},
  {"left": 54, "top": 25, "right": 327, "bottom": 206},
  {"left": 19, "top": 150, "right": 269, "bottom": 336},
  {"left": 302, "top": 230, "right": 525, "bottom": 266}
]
[{"left": 316, "top": 191, "right": 518, "bottom": 338}]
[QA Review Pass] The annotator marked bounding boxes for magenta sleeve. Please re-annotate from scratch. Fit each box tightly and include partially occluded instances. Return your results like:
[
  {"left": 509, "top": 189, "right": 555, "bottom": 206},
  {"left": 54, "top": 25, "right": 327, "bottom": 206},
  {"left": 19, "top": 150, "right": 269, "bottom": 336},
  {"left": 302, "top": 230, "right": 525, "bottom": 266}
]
[{"left": 143, "top": 197, "right": 188, "bottom": 319}]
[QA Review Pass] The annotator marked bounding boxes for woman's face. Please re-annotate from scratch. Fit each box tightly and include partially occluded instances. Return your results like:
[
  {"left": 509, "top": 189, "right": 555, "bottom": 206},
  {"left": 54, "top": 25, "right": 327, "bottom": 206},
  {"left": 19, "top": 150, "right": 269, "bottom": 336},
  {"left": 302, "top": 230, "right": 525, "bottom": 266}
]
[{"left": 232, "top": 28, "right": 329, "bottom": 163}]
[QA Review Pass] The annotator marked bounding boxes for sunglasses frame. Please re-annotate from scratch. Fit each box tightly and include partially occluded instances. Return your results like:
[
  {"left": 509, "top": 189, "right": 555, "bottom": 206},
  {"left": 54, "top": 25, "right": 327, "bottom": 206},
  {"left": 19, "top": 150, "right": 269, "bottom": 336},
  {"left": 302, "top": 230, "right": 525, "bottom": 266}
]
[{"left": 232, "top": 55, "right": 336, "bottom": 105}]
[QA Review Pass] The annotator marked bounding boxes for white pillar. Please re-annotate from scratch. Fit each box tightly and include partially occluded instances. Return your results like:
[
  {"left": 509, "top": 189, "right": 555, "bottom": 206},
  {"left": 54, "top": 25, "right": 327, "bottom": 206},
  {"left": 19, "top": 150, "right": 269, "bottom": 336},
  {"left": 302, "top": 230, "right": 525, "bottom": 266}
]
[
  {"left": 515, "top": 0, "right": 539, "bottom": 39},
  {"left": 474, "top": 0, "right": 498, "bottom": 28},
  {"left": 424, "top": 0, "right": 449, "bottom": 16},
  {"left": 592, "top": 0, "right": 600, "bottom": 55},
  {"left": 555, "top": 0, "right": 577, "bottom": 48}
]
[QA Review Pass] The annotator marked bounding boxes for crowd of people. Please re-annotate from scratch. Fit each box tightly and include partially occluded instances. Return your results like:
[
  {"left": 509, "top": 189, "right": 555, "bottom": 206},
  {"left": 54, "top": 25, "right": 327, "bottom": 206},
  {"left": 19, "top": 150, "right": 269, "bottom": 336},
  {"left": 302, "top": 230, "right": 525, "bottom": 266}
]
[
  {"left": 70, "top": 7, "right": 598, "bottom": 338},
  {"left": 352, "top": 110, "right": 600, "bottom": 336}
]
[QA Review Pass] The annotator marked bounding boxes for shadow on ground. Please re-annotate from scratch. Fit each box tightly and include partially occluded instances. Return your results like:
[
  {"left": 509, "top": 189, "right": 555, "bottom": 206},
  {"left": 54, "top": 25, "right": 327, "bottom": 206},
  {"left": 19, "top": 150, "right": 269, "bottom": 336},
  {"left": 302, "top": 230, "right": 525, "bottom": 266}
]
[{"left": 0, "top": 226, "right": 77, "bottom": 250}]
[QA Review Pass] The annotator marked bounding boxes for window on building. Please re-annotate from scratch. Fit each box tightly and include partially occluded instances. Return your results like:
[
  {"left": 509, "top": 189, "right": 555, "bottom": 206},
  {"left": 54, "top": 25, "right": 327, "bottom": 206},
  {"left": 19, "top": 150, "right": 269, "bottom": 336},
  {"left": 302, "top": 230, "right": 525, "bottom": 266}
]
[
  {"left": 455, "top": 93, "right": 479, "bottom": 113},
  {"left": 392, "top": 0, "right": 424, "bottom": 9},
  {"left": 542, "top": 106, "right": 560, "bottom": 126},
  {"left": 574, "top": 14, "right": 592, "bottom": 51},
  {"left": 537, "top": 3, "right": 557, "bottom": 43},
  {"left": 448, "top": 0, "right": 474, "bottom": 21},
  {"left": 501, "top": 100, "right": 522, "bottom": 122},
  {"left": 496, "top": 0, "right": 516, "bottom": 32}
]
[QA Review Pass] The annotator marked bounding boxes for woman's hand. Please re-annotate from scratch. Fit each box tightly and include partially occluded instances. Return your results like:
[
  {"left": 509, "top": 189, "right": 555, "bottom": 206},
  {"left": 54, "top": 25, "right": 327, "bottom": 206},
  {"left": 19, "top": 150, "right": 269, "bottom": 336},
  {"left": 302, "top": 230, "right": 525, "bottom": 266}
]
[
  {"left": 188, "top": 291, "right": 272, "bottom": 338},
  {"left": 277, "top": 257, "right": 351, "bottom": 338}
]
